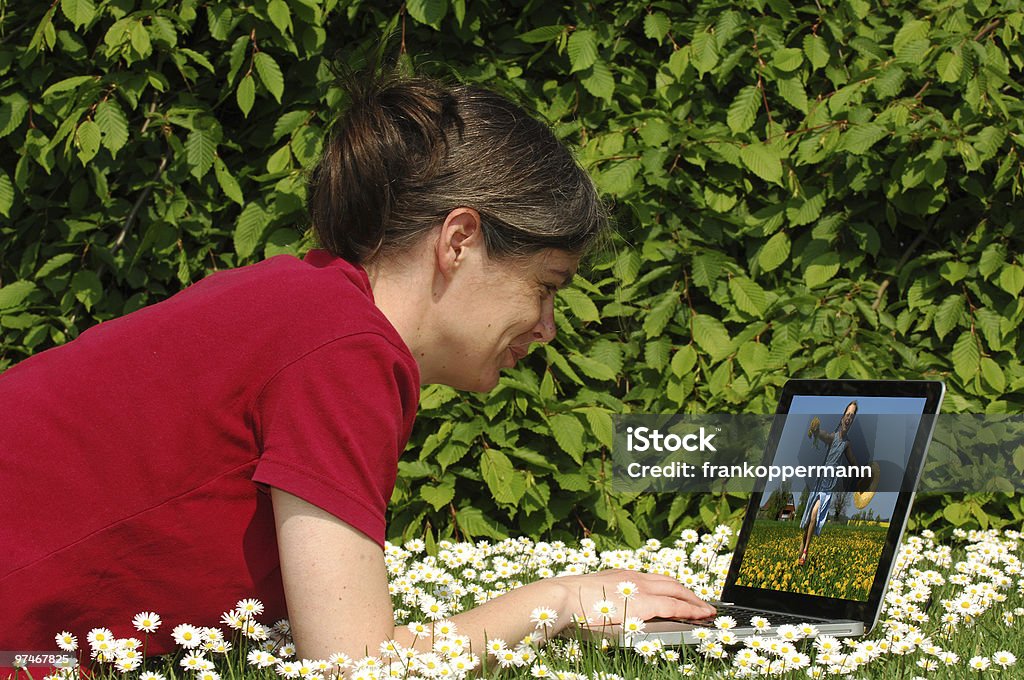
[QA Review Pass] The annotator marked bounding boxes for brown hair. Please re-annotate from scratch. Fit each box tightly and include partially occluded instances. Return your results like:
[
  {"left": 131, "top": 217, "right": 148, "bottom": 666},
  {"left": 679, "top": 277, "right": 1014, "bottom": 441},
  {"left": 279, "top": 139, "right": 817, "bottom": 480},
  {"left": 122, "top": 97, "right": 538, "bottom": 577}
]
[{"left": 306, "top": 67, "right": 607, "bottom": 264}]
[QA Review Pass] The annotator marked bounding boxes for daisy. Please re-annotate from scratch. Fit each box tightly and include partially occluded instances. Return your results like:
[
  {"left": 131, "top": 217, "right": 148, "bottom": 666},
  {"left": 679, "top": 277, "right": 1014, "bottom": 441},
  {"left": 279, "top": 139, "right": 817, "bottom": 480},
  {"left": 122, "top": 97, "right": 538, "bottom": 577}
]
[
  {"left": 622, "top": 617, "right": 646, "bottom": 636},
  {"left": 993, "top": 650, "right": 1017, "bottom": 668},
  {"left": 197, "top": 671, "right": 220, "bottom": 680},
  {"left": 530, "top": 607, "right": 558, "bottom": 629},
  {"left": 86, "top": 628, "right": 114, "bottom": 648},
  {"left": 133, "top": 612, "right": 162, "bottom": 632},
  {"left": 749, "top": 616, "right": 771, "bottom": 631},
  {"left": 180, "top": 651, "right": 209, "bottom": 670},
  {"left": 247, "top": 650, "right": 277, "bottom": 668},
  {"left": 714, "top": 615, "right": 737, "bottom": 630},
  {"left": 236, "top": 598, "right": 265, "bottom": 617},
  {"left": 969, "top": 656, "right": 991, "bottom": 671},
  {"left": 327, "top": 652, "right": 352, "bottom": 669},
  {"left": 486, "top": 638, "right": 508, "bottom": 656},
  {"left": 55, "top": 632, "right": 78, "bottom": 652},
  {"left": 139, "top": 673, "right": 166, "bottom": 680},
  {"left": 114, "top": 658, "right": 142, "bottom": 673},
  {"left": 592, "top": 599, "right": 617, "bottom": 621},
  {"left": 172, "top": 623, "right": 203, "bottom": 649},
  {"left": 435, "top": 620, "right": 457, "bottom": 637},
  {"left": 616, "top": 581, "right": 638, "bottom": 599}
]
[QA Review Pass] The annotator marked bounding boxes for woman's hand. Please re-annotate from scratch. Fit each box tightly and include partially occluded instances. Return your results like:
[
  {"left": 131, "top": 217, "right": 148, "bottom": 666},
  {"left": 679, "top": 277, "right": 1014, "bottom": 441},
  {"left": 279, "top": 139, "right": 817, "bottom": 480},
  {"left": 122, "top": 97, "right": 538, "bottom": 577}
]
[{"left": 543, "top": 569, "right": 716, "bottom": 628}]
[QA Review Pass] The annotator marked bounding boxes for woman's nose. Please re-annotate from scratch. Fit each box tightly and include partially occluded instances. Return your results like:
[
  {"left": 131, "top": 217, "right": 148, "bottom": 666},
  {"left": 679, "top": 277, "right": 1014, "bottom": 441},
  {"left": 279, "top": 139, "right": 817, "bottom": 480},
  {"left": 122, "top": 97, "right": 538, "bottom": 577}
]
[{"left": 533, "top": 297, "right": 557, "bottom": 343}]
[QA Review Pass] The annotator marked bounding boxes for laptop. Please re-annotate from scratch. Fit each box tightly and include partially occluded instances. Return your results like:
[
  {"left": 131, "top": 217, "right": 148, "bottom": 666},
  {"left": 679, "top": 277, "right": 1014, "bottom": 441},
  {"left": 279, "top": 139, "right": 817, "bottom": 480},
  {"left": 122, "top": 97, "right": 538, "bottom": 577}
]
[{"left": 592, "top": 378, "right": 945, "bottom": 646}]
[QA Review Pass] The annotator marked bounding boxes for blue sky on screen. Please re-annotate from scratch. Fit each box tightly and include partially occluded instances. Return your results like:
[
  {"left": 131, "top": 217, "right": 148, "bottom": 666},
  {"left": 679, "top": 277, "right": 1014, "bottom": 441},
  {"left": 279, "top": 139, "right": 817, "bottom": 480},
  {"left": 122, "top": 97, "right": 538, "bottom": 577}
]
[{"left": 762, "top": 395, "right": 928, "bottom": 519}]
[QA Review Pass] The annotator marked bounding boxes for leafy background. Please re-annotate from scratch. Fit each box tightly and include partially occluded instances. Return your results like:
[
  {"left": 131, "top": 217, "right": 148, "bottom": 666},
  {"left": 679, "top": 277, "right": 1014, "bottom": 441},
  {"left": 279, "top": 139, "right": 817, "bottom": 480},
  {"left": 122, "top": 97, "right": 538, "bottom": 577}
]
[{"left": 1, "top": 0, "right": 1023, "bottom": 549}]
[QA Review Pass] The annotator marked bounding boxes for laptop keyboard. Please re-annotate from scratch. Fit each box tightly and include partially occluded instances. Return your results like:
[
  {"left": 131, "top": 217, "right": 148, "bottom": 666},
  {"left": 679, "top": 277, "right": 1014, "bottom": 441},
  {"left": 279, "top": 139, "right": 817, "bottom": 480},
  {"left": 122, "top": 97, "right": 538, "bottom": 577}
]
[{"left": 684, "top": 605, "right": 829, "bottom": 627}]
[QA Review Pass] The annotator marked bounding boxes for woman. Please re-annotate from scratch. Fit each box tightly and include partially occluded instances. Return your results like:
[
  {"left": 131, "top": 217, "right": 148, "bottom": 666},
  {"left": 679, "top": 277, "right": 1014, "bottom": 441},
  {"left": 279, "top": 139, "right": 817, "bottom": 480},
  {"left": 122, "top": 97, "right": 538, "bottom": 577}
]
[{"left": 0, "top": 67, "right": 714, "bottom": 662}]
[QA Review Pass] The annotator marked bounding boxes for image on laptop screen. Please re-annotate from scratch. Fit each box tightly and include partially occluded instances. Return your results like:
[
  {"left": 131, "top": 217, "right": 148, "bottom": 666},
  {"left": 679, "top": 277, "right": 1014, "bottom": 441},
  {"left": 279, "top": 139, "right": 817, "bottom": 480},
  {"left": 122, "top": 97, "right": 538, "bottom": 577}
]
[{"left": 733, "top": 394, "right": 928, "bottom": 601}]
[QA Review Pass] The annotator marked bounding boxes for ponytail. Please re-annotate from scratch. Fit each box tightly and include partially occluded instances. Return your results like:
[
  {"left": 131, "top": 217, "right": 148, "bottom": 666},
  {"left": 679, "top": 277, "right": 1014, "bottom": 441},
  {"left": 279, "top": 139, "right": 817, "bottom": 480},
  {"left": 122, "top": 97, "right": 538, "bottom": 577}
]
[{"left": 307, "top": 63, "right": 606, "bottom": 264}]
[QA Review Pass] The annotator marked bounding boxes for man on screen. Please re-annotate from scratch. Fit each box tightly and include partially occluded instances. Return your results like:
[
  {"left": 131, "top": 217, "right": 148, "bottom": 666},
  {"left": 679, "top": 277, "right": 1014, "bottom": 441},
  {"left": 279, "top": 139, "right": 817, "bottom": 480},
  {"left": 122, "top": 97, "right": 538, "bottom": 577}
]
[{"left": 797, "top": 400, "right": 860, "bottom": 566}]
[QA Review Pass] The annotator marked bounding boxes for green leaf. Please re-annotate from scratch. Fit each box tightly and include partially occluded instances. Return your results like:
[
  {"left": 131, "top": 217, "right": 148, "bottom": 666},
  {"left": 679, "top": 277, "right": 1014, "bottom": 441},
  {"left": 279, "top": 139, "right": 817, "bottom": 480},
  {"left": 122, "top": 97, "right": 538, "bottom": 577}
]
[
  {"left": 803, "top": 34, "right": 829, "bottom": 69},
  {"left": 729, "top": 276, "right": 768, "bottom": 316},
  {"left": 290, "top": 126, "right": 322, "bottom": 167},
  {"left": 580, "top": 60, "right": 614, "bottom": 101},
  {"left": 267, "top": 0, "right": 292, "bottom": 34},
  {"left": 421, "top": 483, "right": 454, "bottom": 511},
  {"left": 771, "top": 47, "right": 803, "bottom": 71},
  {"left": 826, "top": 354, "right": 850, "bottom": 379},
  {"left": 406, "top": 0, "right": 448, "bottom": 28},
  {"left": 936, "top": 50, "right": 963, "bottom": 83},
  {"left": 254, "top": 52, "right": 284, "bottom": 103},
  {"left": 578, "top": 407, "right": 614, "bottom": 448},
  {"left": 998, "top": 265, "right": 1024, "bottom": 297},
  {"left": 481, "top": 449, "right": 527, "bottom": 505},
  {"left": 933, "top": 295, "right": 964, "bottom": 340},
  {"left": 234, "top": 203, "right": 268, "bottom": 259},
  {"left": 0, "top": 94, "right": 30, "bottom": 139},
  {"left": 235, "top": 74, "right": 255, "bottom": 116},
  {"left": 671, "top": 345, "right": 698, "bottom": 377},
  {"left": 35, "top": 253, "right": 75, "bottom": 279},
  {"left": 951, "top": 331, "right": 980, "bottom": 381},
  {"left": 893, "top": 19, "right": 930, "bottom": 55},
  {"left": 690, "top": 29, "right": 718, "bottom": 74},
  {"left": 558, "top": 287, "right": 599, "bottom": 323},
  {"left": 777, "top": 76, "right": 808, "bottom": 113},
  {"left": 596, "top": 159, "right": 639, "bottom": 196},
  {"left": 128, "top": 20, "right": 152, "bottom": 59},
  {"left": 455, "top": 506, "right": 507, "bottom": 540},
  {"left": 71, "top": 270, "right": 102, "bottom": 310},
  {"left": 787, "top": 191, "right": 825, "bottom": 226},
  {"left": 95, "top": 100, "right": 129, "bottom": 156},
  {"left": 644, "top": 12, "right": 671, "bottom": 42},
  {"left": 74, "top": 119, "right": 101, "bottom": 163},
  {"left": 568, "top": 29, "right": 598, "bottom": 73},
  {"left": 60, "top": 0, "right": 96, "bottom": 29},
  {"left": 740, "top": 143, "right": 782, "bottom": 184},
  {"left": 758, "top": 232, "right": 791, "bottom": 272},
  {"left": 804, "top": 251, "right": 841, "bottom": 288},
  {"left": 644, "top": 292, "right": 679, "bottom": 339},
  {"left": 42, "top": 76, "right": 95, "bottom": 99},
  {"left": 692, "top": 314, "right": 731, "bottom": 361},
  {"left": 613, "top": 250, "right": 641, "bottom": 285},
  {"left": 0, "top": 171, "right": 13, "bottom": 218},
  {"left": 0, "top": 280, "right": 36, "bottom": 309},
  {"left": 273, "top": 111, "right": 308, "bottom": 141},
  {"left": 550, "top": 413, "right": 586, "bottom": 465},
  {"left": 736, "top": 341, "right": 769, "bottom": 378},
  {"left": 186, "top": 128, "right": 216, "bottom": 180},
  {"left": 840, "top": 123, "right": 887, "bottom": 155},
  {"left": 180, "top": 48, "right": 215, "bottom": 73},
  {"left": 727, "top": 85, "right": 760, "bottom": 134},
  {"left": 518, "top": 25, "right": 565, "bottom": 43},
  {"left": 568, "top": 352, "right": 617, "bottom": 381},
  {"left": 980, "top": 357, "right": 1006, "bottom": 393},
  {"left": 214, "top": 155, "right": 243, "bottom": 205}
]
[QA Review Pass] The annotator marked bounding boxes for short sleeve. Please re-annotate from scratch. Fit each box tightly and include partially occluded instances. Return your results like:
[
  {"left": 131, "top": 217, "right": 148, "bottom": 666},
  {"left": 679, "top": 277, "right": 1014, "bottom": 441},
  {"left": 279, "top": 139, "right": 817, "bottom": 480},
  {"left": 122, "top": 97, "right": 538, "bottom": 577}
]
[{"left": 251, "top": 333, "right": 419, "bottom": 546}]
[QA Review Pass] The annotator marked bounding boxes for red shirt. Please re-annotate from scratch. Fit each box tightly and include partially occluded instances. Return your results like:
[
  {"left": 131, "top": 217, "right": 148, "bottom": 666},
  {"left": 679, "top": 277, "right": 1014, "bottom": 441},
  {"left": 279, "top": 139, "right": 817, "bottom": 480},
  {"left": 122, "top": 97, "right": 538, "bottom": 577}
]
[{"left": 0, "top": 250, "right": 420, "bottom": 657}]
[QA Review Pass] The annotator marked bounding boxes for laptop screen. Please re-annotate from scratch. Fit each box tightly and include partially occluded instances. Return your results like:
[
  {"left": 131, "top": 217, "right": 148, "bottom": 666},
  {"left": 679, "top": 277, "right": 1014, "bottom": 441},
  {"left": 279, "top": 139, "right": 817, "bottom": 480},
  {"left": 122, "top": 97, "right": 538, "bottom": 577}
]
[{"left": 730, "top": 390, "right": 931, "bottom": 604}]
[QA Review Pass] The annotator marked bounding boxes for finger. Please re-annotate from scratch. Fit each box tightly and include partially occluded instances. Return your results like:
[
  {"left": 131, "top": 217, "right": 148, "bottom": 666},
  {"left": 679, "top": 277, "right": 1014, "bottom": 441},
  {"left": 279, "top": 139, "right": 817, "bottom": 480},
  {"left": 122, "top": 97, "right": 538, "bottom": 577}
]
[{"left": 635, "top": 595, "right": 716, "bottom": 622}]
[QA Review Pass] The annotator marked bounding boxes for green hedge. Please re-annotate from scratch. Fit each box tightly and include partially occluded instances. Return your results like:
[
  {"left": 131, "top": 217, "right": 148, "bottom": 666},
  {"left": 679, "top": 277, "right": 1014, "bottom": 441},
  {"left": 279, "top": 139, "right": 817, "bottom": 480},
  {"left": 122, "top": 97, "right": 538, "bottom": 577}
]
[{"left": 1, "top": 0, "right": 1023, "bottom": 547}]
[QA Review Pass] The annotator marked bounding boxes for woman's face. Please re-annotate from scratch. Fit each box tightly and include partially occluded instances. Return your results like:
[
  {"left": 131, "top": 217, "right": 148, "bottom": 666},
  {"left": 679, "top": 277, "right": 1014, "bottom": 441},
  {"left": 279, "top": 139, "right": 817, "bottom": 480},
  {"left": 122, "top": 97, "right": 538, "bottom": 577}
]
[{"left": 440, "top": 247, "right": 579, "bottom": 392}]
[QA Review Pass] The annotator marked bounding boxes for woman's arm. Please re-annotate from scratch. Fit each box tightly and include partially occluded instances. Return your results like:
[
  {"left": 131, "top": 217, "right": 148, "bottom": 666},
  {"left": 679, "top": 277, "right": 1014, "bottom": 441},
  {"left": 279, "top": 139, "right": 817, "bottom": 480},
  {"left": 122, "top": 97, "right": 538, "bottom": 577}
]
[{"left": 271, "top": 488, "right": 715, "bottom": 661}]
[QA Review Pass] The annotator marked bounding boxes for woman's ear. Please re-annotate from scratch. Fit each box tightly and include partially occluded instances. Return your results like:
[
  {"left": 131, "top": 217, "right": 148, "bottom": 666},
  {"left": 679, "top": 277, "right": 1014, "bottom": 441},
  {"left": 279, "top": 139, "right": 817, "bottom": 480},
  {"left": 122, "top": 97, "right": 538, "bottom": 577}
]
[{"left": 435, "top": 207, "right": 483, "bottom": 281}]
